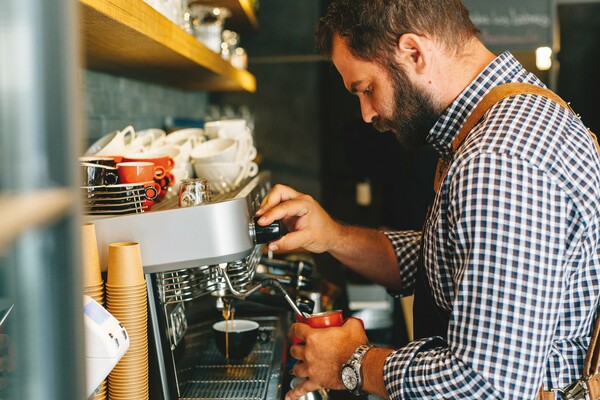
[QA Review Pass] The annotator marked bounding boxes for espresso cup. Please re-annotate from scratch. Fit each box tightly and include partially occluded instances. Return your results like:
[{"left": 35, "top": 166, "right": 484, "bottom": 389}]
[
  {"left": 212, "top": 319, "right": 270, "bottom": 359},
  {"left": 81, "top": 162, "right": 118, "bottom": 186},
  {"left": 117, "top": 161, "right": 164, "bottom": 184},
  {"left": 122, "top": 153, "right": 175, "bottom": 178}
]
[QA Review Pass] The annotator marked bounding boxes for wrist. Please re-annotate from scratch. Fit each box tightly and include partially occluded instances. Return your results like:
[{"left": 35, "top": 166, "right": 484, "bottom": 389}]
[
  {"left": 361, "top": 347, "right": 394, "bottom": 398},
  {"left": 341, "top": 343, "right": 374, "bottom": 395}
]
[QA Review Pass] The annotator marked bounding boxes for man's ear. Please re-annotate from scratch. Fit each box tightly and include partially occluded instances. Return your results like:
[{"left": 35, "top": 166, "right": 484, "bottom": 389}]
[{"left": 394, "top": 33, "right": 429, "bottom": 75}]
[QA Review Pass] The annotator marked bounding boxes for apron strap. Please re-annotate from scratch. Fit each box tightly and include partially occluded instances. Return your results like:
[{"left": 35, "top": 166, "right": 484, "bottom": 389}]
[{"left": 433, "top": 82, "right": 600, "bottom": 192}]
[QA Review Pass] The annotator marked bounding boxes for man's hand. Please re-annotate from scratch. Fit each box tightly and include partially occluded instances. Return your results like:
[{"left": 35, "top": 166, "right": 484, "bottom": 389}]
[
  {"left": 255, "top": 184, "right": 342, "bottom": 253},
  {"left": 285, "top": 318, "right": 368, "bottom": 400}
]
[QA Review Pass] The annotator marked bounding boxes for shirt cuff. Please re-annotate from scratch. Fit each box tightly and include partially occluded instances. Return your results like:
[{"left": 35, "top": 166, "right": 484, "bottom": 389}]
[{"left": 383, "top": 336, "right": 446, "bottom": 398}]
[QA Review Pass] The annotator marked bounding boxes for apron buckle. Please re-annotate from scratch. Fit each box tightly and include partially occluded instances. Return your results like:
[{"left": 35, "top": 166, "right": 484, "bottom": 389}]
[{"left": 557, "top": 378, "right": 589, "bottom": 400}]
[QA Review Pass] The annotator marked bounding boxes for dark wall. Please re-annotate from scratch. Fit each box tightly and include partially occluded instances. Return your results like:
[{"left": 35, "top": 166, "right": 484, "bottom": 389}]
[
  {"left": 214, "top": 0, "right": 324, "bottom": 199},
  {"left": 557, "top": 3, "right": 600, "bottom": 135}
]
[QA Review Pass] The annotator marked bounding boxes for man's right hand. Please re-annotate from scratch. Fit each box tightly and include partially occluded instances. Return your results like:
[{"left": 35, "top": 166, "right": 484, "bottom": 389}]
[{"left": 255, "top": 184, "right": 342, "bottom": 254}]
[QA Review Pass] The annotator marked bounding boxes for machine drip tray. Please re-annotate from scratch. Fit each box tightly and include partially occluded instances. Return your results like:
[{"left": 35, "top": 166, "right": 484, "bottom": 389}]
[{"left": 178, "top": 315, "right": 285, "bottom": 400}]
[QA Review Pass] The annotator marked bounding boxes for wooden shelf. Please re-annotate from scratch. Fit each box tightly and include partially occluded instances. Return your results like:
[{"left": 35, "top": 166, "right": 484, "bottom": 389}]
[
  {"left": 189, "top": 0, "right": 259, "bottom": 32},
  {"left": 80, "top": 0, "right": 256, "bottom": 92},
  {"left": 0, "top": 189, "right": 74, "bottom": 254}
]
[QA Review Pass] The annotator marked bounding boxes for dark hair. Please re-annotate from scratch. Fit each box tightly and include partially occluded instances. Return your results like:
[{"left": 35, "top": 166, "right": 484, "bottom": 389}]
[{"left": 315, "top": 0, "right": 479, "bottom": 62}]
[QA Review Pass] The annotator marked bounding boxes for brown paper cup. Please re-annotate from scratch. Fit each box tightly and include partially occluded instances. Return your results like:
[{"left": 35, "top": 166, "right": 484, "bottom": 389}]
[
  {"left": 106, "top": 242, "right": 145, "bottom": 287},
  {"left": 93, "top": 380, "right": 107, "bottom": 400},
  {"left": 82, "top": 223, "right": 103, "bottom": 287}
]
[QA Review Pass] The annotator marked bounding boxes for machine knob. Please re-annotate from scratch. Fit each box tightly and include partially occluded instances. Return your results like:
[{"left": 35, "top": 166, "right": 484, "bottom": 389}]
[{"left": 252, "top": 216, "right": 284, "bottom": 244}]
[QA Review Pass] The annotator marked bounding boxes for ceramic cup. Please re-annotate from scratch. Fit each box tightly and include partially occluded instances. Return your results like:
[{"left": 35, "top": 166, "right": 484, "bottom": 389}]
[
  {"left": 131, "top": 128, "right": 166, "bottom": 151},
  {"left": 122, "top": 153, "right": 175, "bottom": 178},
  {"left": 117, "top": 161, "right": 164, "bottom": 184},
  {"left": 212, "top": 319, "right": 270, "bottom": 359},
  {"left": 95, "top": 125, "right": 137, "bottom": 156},
  {"left": 81, "top": 162, "right": 118, "bottom": 186},
  {"left": 193, "top": 160, "right": 258, "bottom": 191},
  {"left": 165, "top": 128, "right": 205, "bottom": 146},
  {"left": 203, "top": 119, "right": 249, "bottom": 140},
  {"left": 203, "top": 119, "right": 254, "bottom": 161},
  {"left": 190, "top": 138, "right": 238, "bottom": 164},
  {"left": 122, "top": 153, "right": 175, "bottom": 202},
  {"left": 115, "top": 162, "right": 161, "bottom": 210}
]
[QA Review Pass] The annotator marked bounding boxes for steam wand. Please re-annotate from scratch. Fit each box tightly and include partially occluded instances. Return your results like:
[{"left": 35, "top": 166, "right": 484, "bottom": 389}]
[{"left": 216, "top": 263, "right": 310, "bottom": 318}]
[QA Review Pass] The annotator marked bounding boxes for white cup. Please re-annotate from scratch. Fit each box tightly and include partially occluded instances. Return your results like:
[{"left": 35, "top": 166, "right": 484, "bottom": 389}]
[
  {"left": 165, "top": 128, "right": 205, "bottom": 146},
  {"left": 133, "top": 128, "right": 167, "bottom": 151},
  {"left": 173, "top": 137, "right": 196, "bottom": 163},
  {"left": 193, "top": 160, "right": 258, "bottom": 192},
  {"left": 148, "top": 145, "right": 180, "bottom": 160},
  {"left": 204, "top": 119, "right": 251, "bottom": 140},
  {"left": 96, "top": 125, "right": 137, "bottom": 156},
  {"left": 191, "top": 138, "right": 238, "bottom": 163}
]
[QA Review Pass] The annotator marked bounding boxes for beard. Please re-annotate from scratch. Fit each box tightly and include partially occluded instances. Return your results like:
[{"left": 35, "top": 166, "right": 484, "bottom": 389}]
[{"left": 371, "top": 63, "right": 441, "bottom": 147}]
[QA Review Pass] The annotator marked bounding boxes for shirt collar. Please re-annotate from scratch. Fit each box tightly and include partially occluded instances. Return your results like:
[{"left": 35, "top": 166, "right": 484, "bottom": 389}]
[{"left": 426, "top": 51, "right": 526, "bottom": 159}]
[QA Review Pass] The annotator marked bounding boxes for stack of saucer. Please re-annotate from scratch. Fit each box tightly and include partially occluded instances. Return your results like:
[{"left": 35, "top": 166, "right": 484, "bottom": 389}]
[
  {"left": 81, "top": 184, "right": 147, "bottom": 215},
  {"left": 81, "top": 223, "right": 107, "bottom": 400},
  {"left": 105, "top": 242, "right": 149, "bottom": 399}
]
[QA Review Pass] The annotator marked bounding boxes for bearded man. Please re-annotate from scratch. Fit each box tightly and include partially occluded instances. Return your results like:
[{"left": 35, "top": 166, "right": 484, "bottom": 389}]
[{"left": 256, "top": 1, "right": 600, "bottom": 399}]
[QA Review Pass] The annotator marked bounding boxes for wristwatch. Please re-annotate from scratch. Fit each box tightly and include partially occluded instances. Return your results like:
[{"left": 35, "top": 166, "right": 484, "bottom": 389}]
[{"left": 341, "top": 344, "right": 374, "bottom": 396}]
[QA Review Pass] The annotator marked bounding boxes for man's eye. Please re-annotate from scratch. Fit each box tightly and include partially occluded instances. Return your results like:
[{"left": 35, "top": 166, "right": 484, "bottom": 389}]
[{"left": 363, "top": 87, "right": 372, "bottom": 96}]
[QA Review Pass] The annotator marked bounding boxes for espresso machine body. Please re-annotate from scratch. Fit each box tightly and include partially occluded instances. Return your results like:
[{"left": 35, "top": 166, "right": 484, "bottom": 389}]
[{"left": 90, "top": 172, "right": 293, "bottom": 400}]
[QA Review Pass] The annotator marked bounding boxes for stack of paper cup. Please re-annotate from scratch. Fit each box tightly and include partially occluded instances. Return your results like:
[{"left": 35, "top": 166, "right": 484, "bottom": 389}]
[
  {"left": 105, "top": 242, "right": 149, "bottom": 400},
  {"left": 81, "top": 223, "right": 108, "bottom": 400},
  {"left": 82, "top": 223, "right": 104, "bottom": 301}
]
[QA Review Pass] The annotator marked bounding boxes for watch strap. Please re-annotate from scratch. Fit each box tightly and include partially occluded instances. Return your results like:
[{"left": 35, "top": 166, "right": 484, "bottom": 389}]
[
  {"left": 344, "top": 344, "right": 374, "bottom": 395},
  {"left": 350, "top": 344, "right": 374, "bottom": 364}
]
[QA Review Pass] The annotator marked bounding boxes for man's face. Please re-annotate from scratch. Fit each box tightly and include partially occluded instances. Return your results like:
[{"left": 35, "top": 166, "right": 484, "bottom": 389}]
[{"left": 332, "top": 36, "right": 440, "bottom": 147}]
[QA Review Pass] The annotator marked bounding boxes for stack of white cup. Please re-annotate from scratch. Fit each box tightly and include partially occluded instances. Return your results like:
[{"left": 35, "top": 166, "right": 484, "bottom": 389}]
[{"left": 191, "top": 119, "right": 258, "bottom": 193}]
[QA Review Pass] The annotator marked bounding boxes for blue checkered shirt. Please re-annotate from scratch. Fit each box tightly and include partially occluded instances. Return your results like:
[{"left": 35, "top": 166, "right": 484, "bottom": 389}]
[{"left": 382, "top": 52, "right": 600, "bottom": 399}]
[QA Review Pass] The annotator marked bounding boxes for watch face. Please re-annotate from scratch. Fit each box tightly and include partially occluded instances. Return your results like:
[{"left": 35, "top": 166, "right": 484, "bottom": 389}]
[{"left": 341, "top": 365, "right": 359, "bottom": 390}]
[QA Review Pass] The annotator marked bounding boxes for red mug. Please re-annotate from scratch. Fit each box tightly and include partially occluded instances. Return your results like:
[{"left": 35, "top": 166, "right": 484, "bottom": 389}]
[
  {"left": 116, "top": 161, "right": 164, "bottom": 183},
  {"left": 122, "top": 154, "right": 174, "bottom": 178},
  {"left": 293, "top": 310, "right": 344, "bottom": 344},
  {"left": 296, "top": 310, "right": 344, "bottom": 327}
]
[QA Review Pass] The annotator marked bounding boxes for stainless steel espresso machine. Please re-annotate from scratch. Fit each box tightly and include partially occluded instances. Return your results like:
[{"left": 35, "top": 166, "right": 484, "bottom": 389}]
[{"left": 90, "top": 172, "right": 317, "bottom": 400}]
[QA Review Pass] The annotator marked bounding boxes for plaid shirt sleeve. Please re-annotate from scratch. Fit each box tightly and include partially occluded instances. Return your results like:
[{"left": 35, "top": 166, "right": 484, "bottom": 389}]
[{"left": 383, "top": 230, "right": 421, "bottom": 295}]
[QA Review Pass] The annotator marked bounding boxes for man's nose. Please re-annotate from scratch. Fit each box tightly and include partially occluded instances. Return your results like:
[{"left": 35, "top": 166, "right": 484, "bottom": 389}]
[{"left": 359, "top": 98, "right": 377, "bottom": 124}]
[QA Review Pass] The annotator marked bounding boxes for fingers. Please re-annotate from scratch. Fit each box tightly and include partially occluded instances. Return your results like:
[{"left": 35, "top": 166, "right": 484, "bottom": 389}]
[
  {"left": 289, "top": 322, "right": 312, "bottom": 343},
  {"left": 289, "top": 344, "right": 306, "bottom": 363},
  {"left": 285, "top": 378, "right": 323, "bottom": 400},
  {"left": 256, "top": 184, "right": 300, "bottom": 216},
  {"left": 265, "top": 229, "right": 313, "bottom": 252}
]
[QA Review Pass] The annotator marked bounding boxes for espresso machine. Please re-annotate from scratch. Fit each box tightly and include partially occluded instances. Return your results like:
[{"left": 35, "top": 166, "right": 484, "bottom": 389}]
[{"left": 90, "top": 172, "right": 317, "bottom": 400}]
